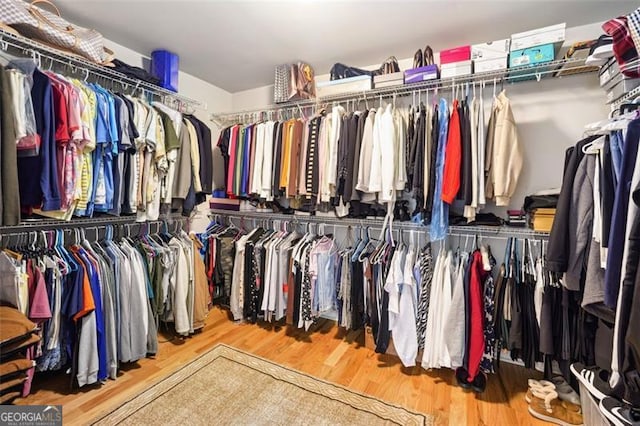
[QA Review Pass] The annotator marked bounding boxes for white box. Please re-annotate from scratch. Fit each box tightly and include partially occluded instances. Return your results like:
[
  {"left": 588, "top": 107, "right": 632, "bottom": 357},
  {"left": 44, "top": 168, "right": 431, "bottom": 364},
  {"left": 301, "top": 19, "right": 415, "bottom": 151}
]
[
  {"left": 474, "top": 55, "right": 508, "bottom": 73},
  {"left": 472, "top": 39, "right": 510, "bottom": 60},
  {"left": 374, "top": 80, "right": 403, "bottom": 89},
  {"left": 441, "top": 60, "right": 473, "bottom": 78},
  {"left": 511, "top": 23, "right": 566, "bottom": 51},
  {"left": 316, "top": 75, "right": 372, "bottom": 97},
  {"left": 374, "top": 72, "right": 403, "bottom": 84},
  {"left": 599, "top": 58, "right": 618, "bottom": 88}
]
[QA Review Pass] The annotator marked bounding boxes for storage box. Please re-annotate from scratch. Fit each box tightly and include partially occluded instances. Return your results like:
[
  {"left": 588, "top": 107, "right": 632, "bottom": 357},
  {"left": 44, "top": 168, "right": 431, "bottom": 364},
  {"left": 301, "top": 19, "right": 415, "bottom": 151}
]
[
  {"left": 472, "top": 39, "right": 511, "bottom": 60},
  {"left": 511, "top": 23, "right": 566, "bottom": 52},
  {"left": 151, "top": 50, "right": 179, "bottom": 92},
  {"left": 374, "top": 72, "right": 404, "bottom": 88},
  {"left": 440, "top": 45, "right": 471, "bottom": 64},
  {"left": 210, "top": 197, "right": 240, "bottom": 211},
  {"left": 474, "top": 55, "right": 508, "bottom": 73},
  {"left": 509, "top": 44, "right": 555, "bottom": 67},
  {"left": 404, "top": 64, "right": 439, "bottom": 83},
  {"left": 441, "top": 60, "right": 473, "bottom": 78},
  {"left": 606, "top": 77, "right": 640, "bottom": 103},
  {"left": 316, "top": 75, "right": 372, "bottom": 97},
  {"left": 599, "top": 58, "right": 619, "bottom": 88},
  {"left": 577, "top": 382, "right": 609, "bottom": 426},
  {"left": 603, "top": 66, "right": 635, "bottom": 93},
  {"left": 509, "top": 44, "right": 555, "bottom": 81},
  {"left": 374, "top": 71, "right": 403, "bottom": 84},
  {"left": 374, "top": 80, "right": 404, "bottom": 89}
]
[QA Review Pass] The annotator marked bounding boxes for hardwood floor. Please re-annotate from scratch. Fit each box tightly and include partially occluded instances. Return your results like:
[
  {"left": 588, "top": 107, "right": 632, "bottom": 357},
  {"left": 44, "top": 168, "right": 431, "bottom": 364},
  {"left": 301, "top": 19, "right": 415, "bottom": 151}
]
[{"left": 18, "top": 307, "right": 547, "bottom": 426}]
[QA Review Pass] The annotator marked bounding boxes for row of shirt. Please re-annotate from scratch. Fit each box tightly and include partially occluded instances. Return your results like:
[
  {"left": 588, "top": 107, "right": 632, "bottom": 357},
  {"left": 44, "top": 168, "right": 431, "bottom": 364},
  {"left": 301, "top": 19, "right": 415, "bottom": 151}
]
[
  {"left": 202, "top": 222, "right": 340, "bottom": 329},
  {"left": 215, "top": 91, "right": 522, "bottom": 240},
  {"left": 0, "top": 225, "right": 209, "bottom": 392},
  {"left": 0, "top": 55, "right": 213, "bottom": 226},
  {"left": 203, "top": 217, "right": 514, "bottom": 388}
]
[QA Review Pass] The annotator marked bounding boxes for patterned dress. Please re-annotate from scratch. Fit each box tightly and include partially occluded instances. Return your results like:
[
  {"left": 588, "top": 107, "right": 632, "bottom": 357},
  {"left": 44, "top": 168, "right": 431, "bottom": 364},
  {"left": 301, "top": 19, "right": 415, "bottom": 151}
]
[{"left": 416, "top": 243, "right": 433, "bottom": 350}]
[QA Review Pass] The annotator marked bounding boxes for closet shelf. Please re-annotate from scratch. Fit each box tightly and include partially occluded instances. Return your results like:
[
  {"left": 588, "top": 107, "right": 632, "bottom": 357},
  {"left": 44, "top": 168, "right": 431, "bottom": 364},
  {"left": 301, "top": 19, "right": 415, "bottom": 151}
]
[
  {"left": 209, "top": 209, "right": 550, "bottom": 239},
  {"left": 211, "top": 57, "right": 597, "bottom": 123},
  {"left": 0, "top": 28, "right": 205, "bottom": 111},
  {"left": 0, "top": 213, "right": 186, "bottom": 234}
]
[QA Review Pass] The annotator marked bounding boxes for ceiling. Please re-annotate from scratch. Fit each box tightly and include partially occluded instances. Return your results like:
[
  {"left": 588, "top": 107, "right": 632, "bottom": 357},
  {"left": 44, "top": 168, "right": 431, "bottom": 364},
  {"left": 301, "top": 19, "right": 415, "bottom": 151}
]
[{"left": 56, "top": 0, "right": 633, "bottom": 93}]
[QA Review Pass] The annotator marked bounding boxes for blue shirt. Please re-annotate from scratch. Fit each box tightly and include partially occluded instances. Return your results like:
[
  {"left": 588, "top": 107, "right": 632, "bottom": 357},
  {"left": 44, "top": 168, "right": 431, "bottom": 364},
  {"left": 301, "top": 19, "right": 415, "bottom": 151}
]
[
  {"left": 91, "top": 85, "right": 110, "bottom": 144},
  {"left": 241, "top": 125, "right": 252, "bottom": 196},
  {"left": 610, "top": 130, "right": 624, "bottom": 185},
  {"left": 605, "top": 119, "right": 640, "bottom": 308},
  {"left": 77, "top": 248, "right": 107, "bottom": 382},
  {"left": 430, "top": 99, "right": 450, "bottom": 241}
]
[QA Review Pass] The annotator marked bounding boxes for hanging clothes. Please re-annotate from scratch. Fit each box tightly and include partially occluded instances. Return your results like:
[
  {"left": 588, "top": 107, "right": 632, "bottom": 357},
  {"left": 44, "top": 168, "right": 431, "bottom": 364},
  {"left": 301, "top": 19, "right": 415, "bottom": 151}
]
[{"left": 0, "top": 219, "right": 208, "bottom": 394}]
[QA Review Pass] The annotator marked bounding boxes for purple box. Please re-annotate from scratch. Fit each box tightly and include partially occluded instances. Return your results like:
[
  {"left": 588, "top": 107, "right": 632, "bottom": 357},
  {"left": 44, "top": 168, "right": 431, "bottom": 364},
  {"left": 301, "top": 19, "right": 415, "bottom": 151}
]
[{"left": 404, "top": 64, "right": 439, "bottom": 84}]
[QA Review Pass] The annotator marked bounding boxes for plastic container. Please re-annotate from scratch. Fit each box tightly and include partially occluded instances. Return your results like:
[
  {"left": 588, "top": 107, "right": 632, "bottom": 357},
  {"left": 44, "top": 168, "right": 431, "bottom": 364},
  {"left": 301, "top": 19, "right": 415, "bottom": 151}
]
[{"left": 151, "top": 50, "right": 179, "bottom": 92}]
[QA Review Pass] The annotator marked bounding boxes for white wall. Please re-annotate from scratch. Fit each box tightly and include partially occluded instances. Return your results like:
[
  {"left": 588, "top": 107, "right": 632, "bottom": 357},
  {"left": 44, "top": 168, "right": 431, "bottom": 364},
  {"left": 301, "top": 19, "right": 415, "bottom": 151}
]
[{"left": 104, "top": 38, "right": 233, "bottom": 231}]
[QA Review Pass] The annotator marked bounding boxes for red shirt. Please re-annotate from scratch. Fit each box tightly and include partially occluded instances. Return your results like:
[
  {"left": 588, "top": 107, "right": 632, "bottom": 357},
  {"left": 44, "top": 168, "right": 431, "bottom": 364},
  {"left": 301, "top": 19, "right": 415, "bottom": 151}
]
[
  {"left": 467, "top": 250, "right": 486, "bottom": 382},
  {"left": 442, "top": 100, "right": 461, "bottom": 204}
]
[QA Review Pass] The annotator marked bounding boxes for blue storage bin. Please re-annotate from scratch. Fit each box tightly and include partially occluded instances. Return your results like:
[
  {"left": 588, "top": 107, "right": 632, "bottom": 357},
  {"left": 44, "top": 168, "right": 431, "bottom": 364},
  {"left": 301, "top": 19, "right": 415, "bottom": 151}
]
[{"left": 151, "top": 50, "right": 179, "bottom": 92}]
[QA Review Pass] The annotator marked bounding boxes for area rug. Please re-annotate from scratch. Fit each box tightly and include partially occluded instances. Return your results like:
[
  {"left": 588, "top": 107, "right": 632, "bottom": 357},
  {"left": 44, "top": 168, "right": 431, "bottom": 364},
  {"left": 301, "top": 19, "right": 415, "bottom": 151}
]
[{"left": 92, "top": 344, "right": 431, "bottom": 426}]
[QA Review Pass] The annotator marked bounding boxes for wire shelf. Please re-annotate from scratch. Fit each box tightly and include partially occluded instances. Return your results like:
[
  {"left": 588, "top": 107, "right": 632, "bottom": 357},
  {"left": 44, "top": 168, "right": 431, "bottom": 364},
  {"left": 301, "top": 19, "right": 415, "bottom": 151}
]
[
  {"left": 0, "top": 213, "right": 187, "bottom": 233},
  {"left": 0, "top": 28, "right": 205, "bottom": 111},
  {"left": 211, "top": 57, "right": 597, "bottom": 124},
  {"left": 208, "top": 209, "right": 549, "bottom": 239}
]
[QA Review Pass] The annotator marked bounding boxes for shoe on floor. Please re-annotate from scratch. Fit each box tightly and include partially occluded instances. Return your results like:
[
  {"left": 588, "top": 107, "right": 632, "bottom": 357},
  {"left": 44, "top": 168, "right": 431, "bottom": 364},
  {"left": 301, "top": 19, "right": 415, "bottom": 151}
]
[
  {"left": 470, "top": 372, "right": 486, "bottom": 393},
  {"left": 525, "top": 379, "right": 555, "bottom": 404},
  {"left": 455, "top": 367, "right": 472, "bottom": 389},
  {"left": 550, "top": 376, "right": 581, "bottom": 406},
  {"left": 570, "top": 362, "right": 622, "bottom": 401},
  {"left": 528, "top": 388, "right": 583, "bottom": 426},
  {"left": 599, "top": 397, "right": 640, "bottom": 426}
]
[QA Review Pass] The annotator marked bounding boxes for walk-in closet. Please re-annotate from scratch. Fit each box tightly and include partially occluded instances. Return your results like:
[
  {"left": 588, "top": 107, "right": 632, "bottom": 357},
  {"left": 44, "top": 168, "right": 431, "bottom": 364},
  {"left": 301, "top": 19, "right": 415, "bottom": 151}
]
[{"left": 0, "top": 1, "right": 639, "bottom": 425}]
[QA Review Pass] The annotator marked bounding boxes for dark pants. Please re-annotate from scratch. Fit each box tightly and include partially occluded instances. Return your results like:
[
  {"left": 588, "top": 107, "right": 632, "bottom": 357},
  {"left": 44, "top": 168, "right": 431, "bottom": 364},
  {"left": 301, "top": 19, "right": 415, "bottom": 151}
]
[{"left": 622, "top": 189, "right": 640, "bottom": 405}]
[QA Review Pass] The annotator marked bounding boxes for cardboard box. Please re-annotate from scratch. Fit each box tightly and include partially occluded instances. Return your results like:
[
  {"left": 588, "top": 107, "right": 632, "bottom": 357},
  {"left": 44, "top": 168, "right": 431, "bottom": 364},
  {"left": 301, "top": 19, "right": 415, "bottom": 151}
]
[
  {"left": 509, "top": 44, "right": 555, "bottom": 67},
  {"left": 316, "top": 75, "right": 372, "bottom": 97},
  {"left": 404, "top": 64, "right": 439, "bottom": 83},
  {"left": 474, "top": 55, "right": 508, "bottom": 73},
  {"left": 440, "top": 45, "right": 471, "bottom": 64},
  {"left": 374, "top": 71, "right": 404, "bottom": 88},
  {"left": 472, "top": 39, "right": 511, "bottom": 60},
  {"left": 606, "top": 78, "right": 640, "bottom": 103},
  {"left": 599, "top": 58, "right": 619, "bottom": 88},
  {"left": 441, "top": 60, "right": 473, "bottom": 78},
  {"left": 374, "top": 80, "right": 404, "bottom": 89},
  {"left": 374, "top": 71, "right": 404, "bottom": 84},
  {"left": 511, "top": 23, "right": 566, "bottom": 51}
]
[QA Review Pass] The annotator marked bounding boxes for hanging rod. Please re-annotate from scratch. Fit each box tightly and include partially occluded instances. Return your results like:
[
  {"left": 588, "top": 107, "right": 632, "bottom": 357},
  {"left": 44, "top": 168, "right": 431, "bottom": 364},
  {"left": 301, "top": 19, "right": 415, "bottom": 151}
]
[
  {"left": 0, "top": 28, "right": 205, "bottom": 111},
  {"left": 210, "top": 57, "right": 597, "bottom": 124},
  {"left": 0, "top": 219, "right": 165, "bottom": 239},
  {"left": 0, "top": 213, "right": 186, "bottom": 234},
  {"left": 208, "top": 209, "right": 549, "bottom": 239}
]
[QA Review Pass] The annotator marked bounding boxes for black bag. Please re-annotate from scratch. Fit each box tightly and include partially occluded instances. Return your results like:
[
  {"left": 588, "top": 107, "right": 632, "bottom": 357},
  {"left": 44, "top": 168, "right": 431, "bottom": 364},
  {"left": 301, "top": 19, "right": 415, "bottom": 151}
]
[
  {"left": 111, "top": 59, "right": 161, "bottom": 86},
  {"left": 330, "top": 56, "right": 400, "bottom": 81},
  {"left": 523, "top": 194, "right": 559, "bottom": 213}
]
